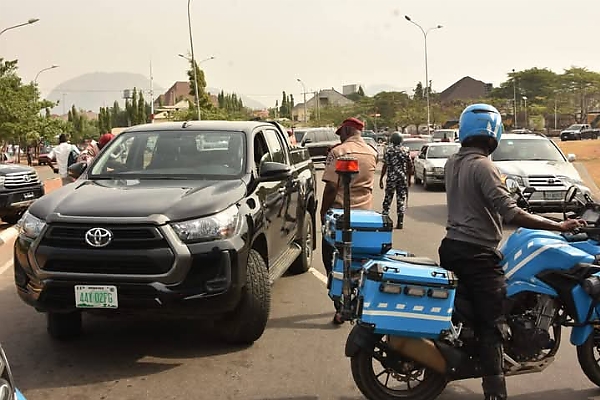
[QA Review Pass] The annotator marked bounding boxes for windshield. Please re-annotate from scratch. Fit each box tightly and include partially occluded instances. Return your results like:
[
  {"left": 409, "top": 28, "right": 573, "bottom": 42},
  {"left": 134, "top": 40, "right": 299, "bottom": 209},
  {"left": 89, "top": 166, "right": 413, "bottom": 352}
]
[
  {"left": 492, "top": 138, "right": 565, "bottom": 162},
  {"left": 89, "top": 130, "right": 246, "bottom": 179},
  {"left": 567, "top": 124, "right": 584, "bottom": 130},
  {"left": 404, "top": 140, "right": 427, "bottom": 151},
  {"left": 432, "top": 130, "right": 455, "bottom": 139},
  {"left": 427, "top": 144, "right": 460, "bottom": 159}
]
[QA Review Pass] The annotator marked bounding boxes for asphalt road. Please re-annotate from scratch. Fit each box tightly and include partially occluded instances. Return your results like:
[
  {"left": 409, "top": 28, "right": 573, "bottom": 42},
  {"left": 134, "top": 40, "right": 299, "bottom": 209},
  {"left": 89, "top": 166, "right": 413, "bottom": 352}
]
[{"left": 0, "top": 166, "right": 599, "bottom": 400}]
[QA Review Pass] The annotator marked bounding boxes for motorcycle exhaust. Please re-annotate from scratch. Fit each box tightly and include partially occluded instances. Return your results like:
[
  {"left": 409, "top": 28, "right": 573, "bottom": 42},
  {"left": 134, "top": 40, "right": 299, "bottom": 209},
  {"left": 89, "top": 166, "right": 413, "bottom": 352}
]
[{"left": 388, "top": 336, "right": 447, "bottom": 374}]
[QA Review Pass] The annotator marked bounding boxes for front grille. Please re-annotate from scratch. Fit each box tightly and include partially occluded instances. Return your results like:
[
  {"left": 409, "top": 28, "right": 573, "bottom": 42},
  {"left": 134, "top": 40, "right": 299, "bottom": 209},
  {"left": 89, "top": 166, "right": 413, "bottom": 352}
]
[
  {"left": 527, "top": 175, "right": 565, "bottom": 188},
  {"left": 43, "top": 255, "right": 172, "bottom": 275},
  {"left": 41, "top": 224, "right": 167, "bottom": 250},
  {"left": 3, "top": 171, "right": 40, "bottom": 189}
]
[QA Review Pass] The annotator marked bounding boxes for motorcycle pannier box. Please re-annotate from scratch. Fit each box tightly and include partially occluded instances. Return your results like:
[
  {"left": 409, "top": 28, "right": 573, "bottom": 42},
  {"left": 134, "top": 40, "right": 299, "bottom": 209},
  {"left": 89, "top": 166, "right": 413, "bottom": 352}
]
[
  {"left": 323, "top": 209, "right": 393, "bottom": 255},
  {"left": 358, "top": 259, "right": 458, "bottom": 339},
  {"left": 328, "top": 249, "right": 413, "bottom": 300}
]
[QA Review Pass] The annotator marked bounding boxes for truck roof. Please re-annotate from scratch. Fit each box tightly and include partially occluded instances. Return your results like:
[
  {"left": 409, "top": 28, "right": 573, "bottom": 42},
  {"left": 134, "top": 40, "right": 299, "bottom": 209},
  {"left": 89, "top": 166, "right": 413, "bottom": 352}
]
[{"left": 122, "top": 121, "right": 278, "bottom": 134}]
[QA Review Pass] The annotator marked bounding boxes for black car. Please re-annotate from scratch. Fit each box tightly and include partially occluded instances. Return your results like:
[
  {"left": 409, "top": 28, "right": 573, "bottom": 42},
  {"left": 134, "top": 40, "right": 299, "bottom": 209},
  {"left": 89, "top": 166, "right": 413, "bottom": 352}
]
[
  {"left": 295, "top": 127, "right": 339, "bottom": 163},
  {"left": 14, "top": 121, "right": 317, "bottom": 344},
  {"left": 0, "top": 164, "right": 44, "bottom": 224}
]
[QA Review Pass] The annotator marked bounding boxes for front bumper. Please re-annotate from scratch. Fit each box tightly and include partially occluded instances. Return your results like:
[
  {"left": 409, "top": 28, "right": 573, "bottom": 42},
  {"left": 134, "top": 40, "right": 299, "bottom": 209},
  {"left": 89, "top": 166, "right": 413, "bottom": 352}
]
[
  {"left": 514, "top": 184, "right": 591, "bottom": 212},
  {"left": 561, "top": 132, "right": 578, "bottom": 140},
  {"left": 0, "top": 185, "right": 44, "bottom": 215},
  {"left": 14, "top": 220, "right": 249, "bottom": 317}
]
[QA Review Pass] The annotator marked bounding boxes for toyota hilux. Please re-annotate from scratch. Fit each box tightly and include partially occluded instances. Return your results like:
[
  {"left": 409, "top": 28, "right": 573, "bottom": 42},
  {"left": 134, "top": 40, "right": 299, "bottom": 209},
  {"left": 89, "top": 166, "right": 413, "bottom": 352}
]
[{"left": 14, "top": 120, "right": 317, "bottom": 344}]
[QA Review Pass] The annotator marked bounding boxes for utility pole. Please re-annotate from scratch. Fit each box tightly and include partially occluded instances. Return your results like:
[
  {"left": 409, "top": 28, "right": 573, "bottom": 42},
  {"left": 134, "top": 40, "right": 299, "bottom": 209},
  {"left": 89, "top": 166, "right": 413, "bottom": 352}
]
[
  {"left": 150, "top": 58, "right": 154, "bottom": 123},
  {"left": 297, "top": 79, "right": 308, "bottom": 123},
  {"left": 512, "top": 69, "right": 517, "bottom": 128}
]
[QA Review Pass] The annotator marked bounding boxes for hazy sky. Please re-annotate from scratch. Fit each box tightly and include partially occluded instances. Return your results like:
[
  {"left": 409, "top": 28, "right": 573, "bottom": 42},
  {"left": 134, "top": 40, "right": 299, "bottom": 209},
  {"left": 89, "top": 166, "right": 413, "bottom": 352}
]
[{"left": 2, "top": 0, "right": 599, "bottom": 108}]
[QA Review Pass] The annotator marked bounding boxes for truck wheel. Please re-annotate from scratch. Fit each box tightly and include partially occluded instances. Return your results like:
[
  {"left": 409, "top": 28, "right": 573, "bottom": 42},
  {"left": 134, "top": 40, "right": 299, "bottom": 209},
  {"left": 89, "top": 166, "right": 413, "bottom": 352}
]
[
  {"left": 2, "top": 213, "right": 22, "bottom": 225},
  {"left": 423, "top": 170, "right": 430, "bottom": 191},
  {"left": 219, "top": 249, "right": 271, "bottom": 345},
  {"left": 289, "top": 211, "right": 314, "bottom": 275},
  {"left": 47, "top": 311, "right": 82, "bottom": 340}
]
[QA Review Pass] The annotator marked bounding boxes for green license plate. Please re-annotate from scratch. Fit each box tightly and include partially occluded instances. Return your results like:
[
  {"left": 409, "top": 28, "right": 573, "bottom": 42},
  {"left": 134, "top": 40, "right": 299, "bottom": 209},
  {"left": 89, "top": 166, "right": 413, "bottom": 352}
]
[{"left": 75, "top": 285, "right": 118, "bottom": 309}]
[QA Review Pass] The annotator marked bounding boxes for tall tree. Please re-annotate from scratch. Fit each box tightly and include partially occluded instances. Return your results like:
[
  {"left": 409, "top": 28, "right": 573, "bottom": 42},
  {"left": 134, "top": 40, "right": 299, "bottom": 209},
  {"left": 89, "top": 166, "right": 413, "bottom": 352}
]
[{"left": 187, "top": 59, "right": 214, "bottom": 116}]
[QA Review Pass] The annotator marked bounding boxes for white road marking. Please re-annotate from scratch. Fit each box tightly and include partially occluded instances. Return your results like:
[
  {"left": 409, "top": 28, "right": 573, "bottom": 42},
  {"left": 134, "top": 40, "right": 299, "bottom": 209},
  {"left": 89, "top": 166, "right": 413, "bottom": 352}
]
[
  {"left": 0, "top": 260, "right": 12, "bottom": 276},
  {"left": 0, "top": 227, "right": 18, "bottom": 244},
  {"left": 308, "top": 267, "right": 328, "bottom": 285}
]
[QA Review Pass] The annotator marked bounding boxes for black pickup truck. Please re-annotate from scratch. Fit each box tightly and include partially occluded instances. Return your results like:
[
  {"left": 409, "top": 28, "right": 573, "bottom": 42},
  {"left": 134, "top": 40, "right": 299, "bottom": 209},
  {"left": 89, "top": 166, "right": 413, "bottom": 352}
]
[
  {"left": 14, "top": 120, "right": 317, "bottom": 344},
  {"left": 0, "top": 164, "right": 44, "bottom": 224}
]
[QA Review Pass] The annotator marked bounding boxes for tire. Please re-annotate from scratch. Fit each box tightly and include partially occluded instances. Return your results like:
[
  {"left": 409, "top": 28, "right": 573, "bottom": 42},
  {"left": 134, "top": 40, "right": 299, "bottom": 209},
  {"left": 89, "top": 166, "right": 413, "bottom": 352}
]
[
  {"left": 219, "top": 249, "right": 271, "bottom": 345},
  {"left": 2, "top": 213, "right": 22, "bottom": 225},
  {"left": 47, "top": 311, "right": 82, "bottom": 340},
  {"left": 423, "top": 170, "right": 430, "bottom": 191},
  {"left": 350, "top": 337, "right": 447, "bottom": 400},
  {"left": 577, "top": 330, "right": 600, "bottom": 386},
  {"left": 289, "top": 211, "right": 314, "bottom": 275}
]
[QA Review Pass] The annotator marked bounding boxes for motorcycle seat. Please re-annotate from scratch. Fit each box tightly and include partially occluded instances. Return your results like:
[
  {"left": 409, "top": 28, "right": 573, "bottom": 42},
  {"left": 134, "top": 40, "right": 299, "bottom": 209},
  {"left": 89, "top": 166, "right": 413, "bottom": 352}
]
[{"left": 387, "top": 255, "right": 439, "bottom": 266}]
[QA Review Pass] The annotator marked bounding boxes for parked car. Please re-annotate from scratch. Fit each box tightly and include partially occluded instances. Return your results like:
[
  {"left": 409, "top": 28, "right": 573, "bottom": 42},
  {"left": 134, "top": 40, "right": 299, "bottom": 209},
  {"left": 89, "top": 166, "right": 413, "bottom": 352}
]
[
  {"left": 413, "top": 142, "right": 461, "bottom": 190},
  {"left": 492, "top": 133, "right": 591, "bottom": 212},
  {"left": 362, "top": 137, "right": 383, "bottom": 162},
  {"left": 560, "top": 124, "right": 600, "bottom": 141},
  {"left": 0, "top": 164, "right": 44, "bottom": 224},
  {"left": 14, "top": 120, "right": 317, "bottom": 345},
  {"left": 431, "top": 129, "right": 459, "bottom": 142},
  {"left": 37, "top": 146, "right": 54, "bottom": 165},
  {"left": 295, "top": 127, "right": 339, "bottom": 163},
  {"left": 402, "top": 138, "right": 430, "bottom": 162},
  {"left": 0, "top": 344, "right": 27, "bottom": 400}
]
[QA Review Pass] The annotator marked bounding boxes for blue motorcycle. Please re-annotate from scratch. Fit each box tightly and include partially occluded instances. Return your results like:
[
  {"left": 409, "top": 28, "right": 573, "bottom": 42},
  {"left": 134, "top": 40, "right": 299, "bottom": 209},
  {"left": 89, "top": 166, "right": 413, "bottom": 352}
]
[
  {"left": 0, "top": 344, "right": 26, "bottom": 400},
  {"left": 339, "top": 178, "right": 600, "bottom": 400}
]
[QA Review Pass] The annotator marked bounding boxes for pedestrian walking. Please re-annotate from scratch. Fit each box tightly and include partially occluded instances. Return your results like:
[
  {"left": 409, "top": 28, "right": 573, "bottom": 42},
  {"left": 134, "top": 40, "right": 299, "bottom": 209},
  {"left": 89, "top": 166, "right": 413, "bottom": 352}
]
[
  {"left": 379, "top": 131, "right": 411, "bottom": 229},
  {"left": 26, "top": 147, "right": 33, "bottom": 166},
  {"left": 320, "top": 117, "right": 378, "bottom": 324},
  {"left": 47, "top": 134, "right": 80, "bottom": 186}
]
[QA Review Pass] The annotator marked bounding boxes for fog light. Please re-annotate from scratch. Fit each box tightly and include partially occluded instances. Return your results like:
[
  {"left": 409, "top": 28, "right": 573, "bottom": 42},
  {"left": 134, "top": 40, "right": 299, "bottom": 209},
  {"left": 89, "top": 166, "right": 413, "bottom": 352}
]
[
  {"left": 405, "top": 286, "right": 426, "bottom": 297},
  {"left": 380, "top": 283, "right": 402, "bottom": 294},
  {"left": 428, "top": 289, "right": 449, "bottom": 299}
]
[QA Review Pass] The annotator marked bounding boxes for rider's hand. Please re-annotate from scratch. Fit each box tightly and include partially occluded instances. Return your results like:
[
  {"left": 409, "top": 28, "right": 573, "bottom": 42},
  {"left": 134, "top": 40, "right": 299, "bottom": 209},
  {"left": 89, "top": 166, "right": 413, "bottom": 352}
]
[{"left": 559, "top": 218, "right": 587, "bottom": 232}]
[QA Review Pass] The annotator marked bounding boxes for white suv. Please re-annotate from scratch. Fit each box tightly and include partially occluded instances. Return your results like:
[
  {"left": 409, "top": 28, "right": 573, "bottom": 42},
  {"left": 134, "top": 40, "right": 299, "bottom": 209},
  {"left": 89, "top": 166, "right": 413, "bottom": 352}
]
[{"left": 492, "top": 133, "right": 591, "bottom": 212}]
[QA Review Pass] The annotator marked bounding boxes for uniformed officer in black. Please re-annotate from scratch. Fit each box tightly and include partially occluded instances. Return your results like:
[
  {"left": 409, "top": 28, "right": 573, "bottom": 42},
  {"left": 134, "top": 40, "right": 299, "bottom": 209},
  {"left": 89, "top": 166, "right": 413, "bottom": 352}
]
[{"left": 379, "top": 131, "right": 411, "bottom": 229}]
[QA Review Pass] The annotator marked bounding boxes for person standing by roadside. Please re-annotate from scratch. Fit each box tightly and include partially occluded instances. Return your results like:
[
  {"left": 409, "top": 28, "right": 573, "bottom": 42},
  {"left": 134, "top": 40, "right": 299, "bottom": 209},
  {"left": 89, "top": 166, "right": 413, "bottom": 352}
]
[
  {"left": 379, "top": 131, "right": 411, "bottom": 229},
  {"left": 47, "top": 134, "right": 80, "bottom": 186},
  {"left": 77, "top": 133, "right": 115, "bottom": 165},
  {"left": 26, "top": 147, "right": 33, "bottom": 166},
  {"left": 320, "top": 117, "right": 378, "bottom": 324}
]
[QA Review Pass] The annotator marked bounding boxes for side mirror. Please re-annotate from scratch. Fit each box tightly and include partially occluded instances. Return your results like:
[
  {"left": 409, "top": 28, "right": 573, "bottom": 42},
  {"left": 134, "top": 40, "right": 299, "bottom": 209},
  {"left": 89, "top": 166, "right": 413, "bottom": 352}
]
[
  {"left": 567, "top": 153, "right": 576, "bottom": 162},
  {"left": 565, "top": 185, "right": 578, "bottom": 203},
  {"left": 68, "top": 162, "right": 87, "bottom": 179},
  {"left": 303, "top": 138, "right": 312, "bottom": 144},
  {"left": 505, "top": 178, "right": 520, "bottom": 194},
  {"left": 258, "top": 161, "right": 292, "bottom": 182}
]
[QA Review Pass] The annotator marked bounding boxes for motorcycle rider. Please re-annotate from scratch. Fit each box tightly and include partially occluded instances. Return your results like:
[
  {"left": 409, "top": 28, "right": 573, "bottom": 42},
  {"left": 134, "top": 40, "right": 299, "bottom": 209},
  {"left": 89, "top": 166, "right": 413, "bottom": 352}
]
[
  {"left": 379, "top": 131, "right": 411, "bottom": 229},
  {"left": 438, "top": 103, "right": 585, "bottom": 400}
]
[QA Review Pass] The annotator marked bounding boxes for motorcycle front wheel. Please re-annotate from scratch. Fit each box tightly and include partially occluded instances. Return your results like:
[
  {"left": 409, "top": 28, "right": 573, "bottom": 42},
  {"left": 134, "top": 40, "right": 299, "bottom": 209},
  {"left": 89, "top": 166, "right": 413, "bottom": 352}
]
[
  {"left": 350, "top": 335, "right": 447, "bottom": 400},
  {"left": 577, "top": 328, "right": 600, "bottom": 387}
]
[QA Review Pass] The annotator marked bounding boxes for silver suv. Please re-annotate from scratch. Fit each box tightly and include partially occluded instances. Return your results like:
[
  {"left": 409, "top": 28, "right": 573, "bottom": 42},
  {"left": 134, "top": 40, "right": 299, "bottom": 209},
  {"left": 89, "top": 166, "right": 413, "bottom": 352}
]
[{"left": 492, "top": 133, "right": 591, "bottom": 212}]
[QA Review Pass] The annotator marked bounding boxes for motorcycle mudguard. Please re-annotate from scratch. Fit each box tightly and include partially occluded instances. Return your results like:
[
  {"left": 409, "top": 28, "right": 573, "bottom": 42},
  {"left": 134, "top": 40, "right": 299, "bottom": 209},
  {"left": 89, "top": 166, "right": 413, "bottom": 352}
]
[
  {"left": 570, "top": 284, "right": 600, "bottom": 346},
  {"left": 506, "top": 280, "right": 558, "bottom": 297},
  {"left": 345, "top": 324, "right": 379, "bottom": 357}
]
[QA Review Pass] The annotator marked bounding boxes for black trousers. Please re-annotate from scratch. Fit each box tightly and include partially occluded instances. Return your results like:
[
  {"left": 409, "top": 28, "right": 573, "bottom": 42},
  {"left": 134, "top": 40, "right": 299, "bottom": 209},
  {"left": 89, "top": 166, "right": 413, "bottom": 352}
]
[
  {"left": 438, "top": 238, "right": 507, "bottom": 378},
  {"left": 322, "top": 238, "right": 342, "bottom": 312}
]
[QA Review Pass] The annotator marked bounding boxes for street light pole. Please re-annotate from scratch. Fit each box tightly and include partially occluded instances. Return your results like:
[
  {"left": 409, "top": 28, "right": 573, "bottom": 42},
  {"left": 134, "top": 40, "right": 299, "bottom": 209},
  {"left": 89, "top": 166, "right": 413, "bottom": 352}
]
[
  {"left": 512, "top": 69, "right": 518, "bottom": 128},
  {"left": 187, "top": 0, "right": 201, "bottom": 121},
  {"left": 297, "top": 78, "right": 308, "bottom": 123},
  {"left": 0, "top": 18, "right": 39, "bottom": 37},
  {"left": 522, "top": 96, "right": 528, "bottom": 129},
  {"left": 34, "top": 65, "right": 59, "bottom": 84},
  {"left": 405, "top": 15, "right": 442, "bottom": 134}
]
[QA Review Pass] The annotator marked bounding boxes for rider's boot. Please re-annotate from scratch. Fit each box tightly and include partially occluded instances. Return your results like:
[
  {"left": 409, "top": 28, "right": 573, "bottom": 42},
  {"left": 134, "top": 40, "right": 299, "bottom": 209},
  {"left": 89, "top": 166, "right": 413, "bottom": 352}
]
[
  {"left": 396, "top": 214, "right": 404, "bottom": 230},
  {"left": 482, "top": 375, "right": 507, "bottom": 400}
]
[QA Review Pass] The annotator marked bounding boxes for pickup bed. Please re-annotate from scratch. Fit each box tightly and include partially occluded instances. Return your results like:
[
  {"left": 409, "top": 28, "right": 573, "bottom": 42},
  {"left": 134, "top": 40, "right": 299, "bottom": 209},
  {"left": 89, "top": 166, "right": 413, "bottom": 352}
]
[{"left": 14, "top": 120, "right": 317, "bottom": 344}]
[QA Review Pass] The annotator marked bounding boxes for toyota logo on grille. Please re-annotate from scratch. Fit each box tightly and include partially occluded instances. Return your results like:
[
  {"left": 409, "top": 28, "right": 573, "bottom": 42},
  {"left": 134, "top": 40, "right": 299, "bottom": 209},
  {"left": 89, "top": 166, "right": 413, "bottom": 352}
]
[
  {"left": 548, "top": 178, "right": 555, "bottom": 184},
  {"left": 23, "top": 175, "right": 31, "bottom": 182},
  {"left": 85, "top": 228, "right": 113, "bottom": 248}
]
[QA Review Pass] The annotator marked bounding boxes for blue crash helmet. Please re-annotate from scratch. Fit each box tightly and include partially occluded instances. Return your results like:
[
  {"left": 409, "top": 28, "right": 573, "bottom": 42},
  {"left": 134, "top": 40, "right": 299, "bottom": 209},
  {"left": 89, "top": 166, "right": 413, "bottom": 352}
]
[{"left": 458, "top": 103, "right": 504, "bottom": 146}]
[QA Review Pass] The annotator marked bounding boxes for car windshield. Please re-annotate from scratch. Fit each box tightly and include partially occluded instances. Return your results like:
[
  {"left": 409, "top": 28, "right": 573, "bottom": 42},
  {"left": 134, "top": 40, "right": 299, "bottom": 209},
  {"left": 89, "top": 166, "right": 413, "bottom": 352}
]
[
  {"left": 492, "top": 138, "right": 565, "bottom": 162},
  {"left": 432, "top": 131, "right": 454, "bottom": 139},
  {"left": 427, "top": 144, "right": 460, "bottom": 159},
  {"left": 295, "top": 130, "right": 306, "bottom": 143},
  {"left": 89, "top": 130, "right": 246, "bottom": 179},
  {"left": 567, "top": 124, "right": 584, "bottom": 130},
  {"left": 404, "top": 140, "right": 427, "bottom": 151}
]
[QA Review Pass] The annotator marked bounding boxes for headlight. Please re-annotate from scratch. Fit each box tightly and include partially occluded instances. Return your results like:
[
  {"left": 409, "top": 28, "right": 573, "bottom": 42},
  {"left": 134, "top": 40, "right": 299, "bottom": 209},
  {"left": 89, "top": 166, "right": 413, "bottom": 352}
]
[
  {"left": 557, "top": 175, "right": 583, "bottom": 185},
  {"left": 17, "top": 212, "right": 45, "bottom": 239},
  {"left": 501, "top": 174, "right": 524, "bottom": 187},
  {"left": 171, "top": 205, "right": 241, "bottom": 243},
  {"left": 434, "top": 167, "right": 444, "bottom": 174}
]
